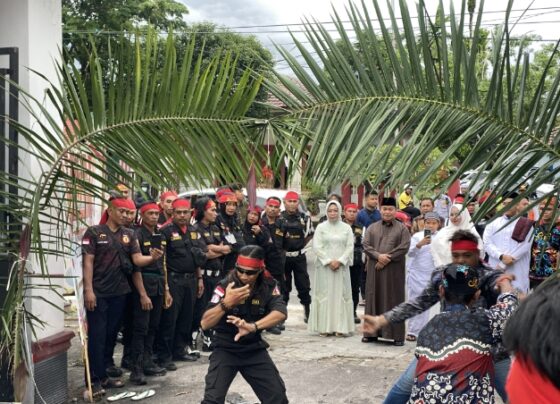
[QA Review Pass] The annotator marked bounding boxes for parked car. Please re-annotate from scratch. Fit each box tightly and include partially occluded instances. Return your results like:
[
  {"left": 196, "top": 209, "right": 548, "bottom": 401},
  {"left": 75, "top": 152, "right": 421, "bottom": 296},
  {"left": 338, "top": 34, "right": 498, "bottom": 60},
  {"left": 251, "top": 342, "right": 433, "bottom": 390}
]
[{"left": 178, "top": 187, "right": 311, "bottom": 216}]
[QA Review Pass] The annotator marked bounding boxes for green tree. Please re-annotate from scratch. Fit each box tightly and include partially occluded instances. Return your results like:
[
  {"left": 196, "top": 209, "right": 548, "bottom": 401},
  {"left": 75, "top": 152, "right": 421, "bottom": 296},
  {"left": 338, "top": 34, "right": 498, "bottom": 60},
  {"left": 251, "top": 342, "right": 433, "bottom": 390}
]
[{"left": 63, "top": 0, "right": 189, "bottom": 76}]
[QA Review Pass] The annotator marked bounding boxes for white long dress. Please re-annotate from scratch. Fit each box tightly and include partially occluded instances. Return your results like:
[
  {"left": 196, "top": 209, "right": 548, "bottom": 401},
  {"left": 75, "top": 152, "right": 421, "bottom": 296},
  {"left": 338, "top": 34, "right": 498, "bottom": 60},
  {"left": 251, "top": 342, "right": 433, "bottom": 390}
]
[
  {"left": 406, "top": 231, "right": 436, "bottom": 337},
  {"left": 308, "top": 215, "right": 355, "bottom": 334}
]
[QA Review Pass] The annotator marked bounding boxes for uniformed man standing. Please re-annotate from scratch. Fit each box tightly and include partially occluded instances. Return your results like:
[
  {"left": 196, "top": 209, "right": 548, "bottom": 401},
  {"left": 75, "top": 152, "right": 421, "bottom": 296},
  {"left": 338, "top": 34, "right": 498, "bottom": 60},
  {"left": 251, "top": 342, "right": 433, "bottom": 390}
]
[
  {"left": 200, "top": 245, "right": 288, "bottom": 404},
  {"left": 129, "top": 202, "right": 170, "bottom": 384},
  {"left": 193, "top": 196, "right": 232, "bottom": 351},
  {"left": 156, "top": 198, "right": 205, "bottom": 371},
  {"left": 157, "top": 190, "right": 178, "bottom": 228},
  {"left": 343, "top": 203, "right": 365, "bottom": 323},
  {"left": 82, "top": 198, "right": 163, "bottom": 394},
  {"left": 281, "top": 191, "right": 313, "bottom": 323}
]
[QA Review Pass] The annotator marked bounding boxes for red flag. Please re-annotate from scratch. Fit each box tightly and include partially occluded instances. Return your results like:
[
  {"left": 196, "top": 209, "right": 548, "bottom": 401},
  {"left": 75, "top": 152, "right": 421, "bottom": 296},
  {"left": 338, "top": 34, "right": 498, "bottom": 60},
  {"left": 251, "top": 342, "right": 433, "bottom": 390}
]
[{"left": 247, "top": 163, "right": 257, "bottom": 208}]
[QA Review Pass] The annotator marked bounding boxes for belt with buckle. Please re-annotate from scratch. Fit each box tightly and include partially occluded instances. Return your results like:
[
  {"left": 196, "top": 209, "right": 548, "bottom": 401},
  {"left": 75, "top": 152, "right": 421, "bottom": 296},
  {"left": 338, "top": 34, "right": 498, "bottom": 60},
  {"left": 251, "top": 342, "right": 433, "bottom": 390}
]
[
  {"left": 169, "top": 271, "right": 196, "bottom": 278},
  {"left": 285, "top": 250, "right": 303, "bottom": 258}
]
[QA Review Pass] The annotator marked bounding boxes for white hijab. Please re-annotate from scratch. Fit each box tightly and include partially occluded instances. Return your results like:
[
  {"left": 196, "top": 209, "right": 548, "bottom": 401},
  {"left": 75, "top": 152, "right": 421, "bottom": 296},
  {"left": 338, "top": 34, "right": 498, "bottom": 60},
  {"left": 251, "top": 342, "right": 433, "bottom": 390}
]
[
  {"left": 325, "top": 200, "right": 342, "bottom": 224},
  {"left": 431, "top": 204, "right": 484, "bottom": 267}
]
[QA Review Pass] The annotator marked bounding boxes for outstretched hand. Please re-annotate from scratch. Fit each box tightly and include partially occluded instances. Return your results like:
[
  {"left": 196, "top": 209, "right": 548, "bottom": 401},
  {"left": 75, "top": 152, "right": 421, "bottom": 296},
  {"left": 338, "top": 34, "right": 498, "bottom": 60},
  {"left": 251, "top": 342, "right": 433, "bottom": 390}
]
[
  {"left": 360, "top": 314, "right": 388, "bottom": 334},
  {"left": 226, "top": 315, "right": 256, "bottom": 341}
]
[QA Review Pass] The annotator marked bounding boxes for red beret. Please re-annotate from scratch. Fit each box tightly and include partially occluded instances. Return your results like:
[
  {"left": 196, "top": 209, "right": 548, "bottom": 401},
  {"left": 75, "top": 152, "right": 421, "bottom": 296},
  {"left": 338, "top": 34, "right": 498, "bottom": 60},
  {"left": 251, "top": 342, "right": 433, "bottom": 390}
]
[
  {"left": 344, "top": 203, "right": 359, "bottom": 211},
  {"left": 172, "top": 199, "right": 191, "bottom": 210},
  {"left": 140, "top": 202, "right": 160, "bottom": 214},
  {"left": 285, "top": 191, "right": 299, "bottom": 200}
]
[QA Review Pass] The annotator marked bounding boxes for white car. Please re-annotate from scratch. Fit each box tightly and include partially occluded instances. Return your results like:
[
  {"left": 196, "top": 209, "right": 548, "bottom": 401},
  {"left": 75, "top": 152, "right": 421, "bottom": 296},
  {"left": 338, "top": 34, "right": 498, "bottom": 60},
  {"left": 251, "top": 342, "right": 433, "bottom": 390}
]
[{"left": 178, "top": 187, "right": 311, "bottom": 216}]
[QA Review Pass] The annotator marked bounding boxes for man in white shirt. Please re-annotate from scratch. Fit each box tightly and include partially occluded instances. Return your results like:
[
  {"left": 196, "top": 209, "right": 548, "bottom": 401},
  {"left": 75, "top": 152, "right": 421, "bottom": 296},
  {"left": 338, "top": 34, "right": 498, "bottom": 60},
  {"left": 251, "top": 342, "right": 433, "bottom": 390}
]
[{"left": 483, "top": 192, "right": 533, "bottom": 292}]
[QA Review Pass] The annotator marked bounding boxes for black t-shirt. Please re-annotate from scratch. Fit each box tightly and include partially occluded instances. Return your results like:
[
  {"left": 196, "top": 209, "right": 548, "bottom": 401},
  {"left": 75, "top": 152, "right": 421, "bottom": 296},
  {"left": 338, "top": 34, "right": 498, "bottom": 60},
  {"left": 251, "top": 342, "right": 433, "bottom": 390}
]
[
  {"left": 134, "top": 225, "right": 164, "bottom": 296},
  {"left": 216, "top": 213, "right": 246, "bottom": 272},
  {"left": 281, "top": 211, "right": 313, "bottom": 251},
  {"left": 82, "top": 224, "right": 140, "bottom": 298},
  {"left": 160, "top": 222, "right": 200, "bottom": 274},
  {"left": 206, "top": 274, "right": 287, "bottom": 352}
]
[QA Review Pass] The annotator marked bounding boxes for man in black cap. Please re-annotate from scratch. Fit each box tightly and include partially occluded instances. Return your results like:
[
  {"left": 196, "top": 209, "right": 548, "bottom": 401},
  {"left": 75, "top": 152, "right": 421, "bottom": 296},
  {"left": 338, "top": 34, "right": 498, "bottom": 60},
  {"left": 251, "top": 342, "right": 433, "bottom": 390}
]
[{"left": 362, "top": 197, "right": 410, "bottom": 346}]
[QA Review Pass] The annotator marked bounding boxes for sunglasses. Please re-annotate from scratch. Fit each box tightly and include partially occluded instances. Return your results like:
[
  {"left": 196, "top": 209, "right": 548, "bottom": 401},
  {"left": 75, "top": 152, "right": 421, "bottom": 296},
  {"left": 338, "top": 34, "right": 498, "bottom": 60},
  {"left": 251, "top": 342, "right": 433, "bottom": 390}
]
[{"left": 235, "top": 266, "right": 262, "bottom": 276}]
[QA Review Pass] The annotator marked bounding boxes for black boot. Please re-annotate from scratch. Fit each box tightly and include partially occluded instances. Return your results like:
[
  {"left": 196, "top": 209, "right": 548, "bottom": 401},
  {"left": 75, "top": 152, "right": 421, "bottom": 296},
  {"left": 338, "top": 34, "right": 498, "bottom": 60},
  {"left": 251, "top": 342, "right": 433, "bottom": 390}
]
[
  {"left": 304, "top": 304, "right": 310, "bottom": 324},
  {"left": 129, "top": 355, "right": 147, "bottom": 385},
  {"left": 188, "top": 330, "right": 201, "bottom": 358},
  {"left": 277, "top": 321, "right": 286, "bottom": 331},
  {"left": 143, "top": 351, "right": 166, "bottom": 376}
]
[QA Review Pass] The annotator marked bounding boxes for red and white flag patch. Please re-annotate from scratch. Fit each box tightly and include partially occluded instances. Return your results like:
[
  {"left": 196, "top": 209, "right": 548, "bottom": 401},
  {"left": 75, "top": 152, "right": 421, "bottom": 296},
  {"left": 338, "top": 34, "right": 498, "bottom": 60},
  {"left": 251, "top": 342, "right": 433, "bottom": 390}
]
[
  {"left": 214, "top": 285, "right": 225, "bottom": 297},
  {"left": 82, "top": 238, "right": 90, "bottom": 245}
]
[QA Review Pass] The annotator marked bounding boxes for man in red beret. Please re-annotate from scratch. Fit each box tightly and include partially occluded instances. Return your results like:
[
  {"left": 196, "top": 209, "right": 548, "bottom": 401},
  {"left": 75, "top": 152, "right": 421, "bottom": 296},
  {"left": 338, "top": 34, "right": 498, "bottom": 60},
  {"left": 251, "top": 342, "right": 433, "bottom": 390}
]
[
  {"left": 281, "top": 191, "right": 314, "bottom": 323},
  {"left": 82, "top": 198, "right": 163, "bottom": 394},
  {"left": 156, "top": 198, "right": 206, "bottom": 370},
  {"left": 343, "top": 203, "right": 365, "bottom": 323}
]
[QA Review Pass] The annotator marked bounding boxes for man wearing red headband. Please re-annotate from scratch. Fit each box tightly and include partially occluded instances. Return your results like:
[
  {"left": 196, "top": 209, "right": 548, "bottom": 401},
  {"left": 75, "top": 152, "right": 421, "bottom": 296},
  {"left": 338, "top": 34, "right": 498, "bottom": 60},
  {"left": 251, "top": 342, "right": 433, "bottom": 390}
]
[
  {"left": 364, "top": 230, "right": 512, "bottom": 403},
  {"left": 262, "top": 196, "right": 288, "bottom": 332},
  {"left": 81, "top": 198, "right": 163, "bottom": 394},
  {"left": 157, "top": 190, "right": 178, "bottom": 228},
  {"left": 281, "top": 191, "right": 314, "bottom": 323},
  {"left": 127, "top": 202, "right": 169, "bottom": 384},
  {"left": 156, "top": 198, "right": 206, "bottom": 370},
  {"left": 200, "top": 245, "right": 288, "bottom": 404},
  {"left": 343, "top": 203, "right": 365, "bottom": 323}
]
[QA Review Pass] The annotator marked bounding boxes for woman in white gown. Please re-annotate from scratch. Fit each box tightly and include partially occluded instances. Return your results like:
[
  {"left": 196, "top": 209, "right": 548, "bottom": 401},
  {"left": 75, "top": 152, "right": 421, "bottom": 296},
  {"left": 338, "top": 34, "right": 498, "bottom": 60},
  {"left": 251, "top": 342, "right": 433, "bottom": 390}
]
[
  {"left": 308, "top": 200, "right": 355, "bottom": 336},
  {"left": 431, "top": 203, "right": 484, "bottom": 267}
]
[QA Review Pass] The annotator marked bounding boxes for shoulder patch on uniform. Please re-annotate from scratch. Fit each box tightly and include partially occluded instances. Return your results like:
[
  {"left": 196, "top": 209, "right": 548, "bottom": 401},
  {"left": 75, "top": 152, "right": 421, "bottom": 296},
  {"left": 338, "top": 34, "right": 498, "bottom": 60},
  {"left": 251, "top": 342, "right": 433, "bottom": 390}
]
[
  {"left": 190, "top": 232, "right": 198, "bottom": 240},
  {"left": 82, "top": 238, "right": 90, "bottom": 245},
  {"left": 214, "top": 285, "right": 225, "bottom": 297},
  {"left": 143, "top": 241, "right": 151, "bottom": 246},
  {"left": 122, "top": 234, "right": 130, "bottom": 244}
]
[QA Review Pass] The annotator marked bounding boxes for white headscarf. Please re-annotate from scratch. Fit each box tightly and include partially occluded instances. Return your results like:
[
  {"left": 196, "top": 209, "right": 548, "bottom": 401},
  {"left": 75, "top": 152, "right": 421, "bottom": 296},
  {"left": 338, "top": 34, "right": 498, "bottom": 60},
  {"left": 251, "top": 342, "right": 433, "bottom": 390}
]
[
  {"left": 431, "top": 204, "right": 484, "bottom": 267},
  {"left": 325, "top": 200, "right": 342, "bottom": 223}
]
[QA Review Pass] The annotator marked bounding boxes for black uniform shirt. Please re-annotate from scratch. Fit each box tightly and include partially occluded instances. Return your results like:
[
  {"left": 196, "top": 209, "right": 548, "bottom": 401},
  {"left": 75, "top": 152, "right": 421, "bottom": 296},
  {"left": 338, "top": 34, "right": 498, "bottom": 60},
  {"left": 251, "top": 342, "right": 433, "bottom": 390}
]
[
  {"left": 217, "top": 213, "right": 246, "bottom": 271},
  {"left": 82, "top": 224, "right": 140, "bottom": 298},
  {"left": 281, "top": 211, "right": 314, "bottom": 252},
  {"left": 194, "top": 221, "right": 224, "bottom": 272},
  {"left": 134, "top": 225, "right": 165, "bottom": 296},
  {"left": 349, "top": 222, "right": 364, "bottom": 263},
  {"left": 207, "top": 274, "right": 287, "bottom": 352},
  {"left": 160, "top": 221, "right": 198, "bottom": 274}
]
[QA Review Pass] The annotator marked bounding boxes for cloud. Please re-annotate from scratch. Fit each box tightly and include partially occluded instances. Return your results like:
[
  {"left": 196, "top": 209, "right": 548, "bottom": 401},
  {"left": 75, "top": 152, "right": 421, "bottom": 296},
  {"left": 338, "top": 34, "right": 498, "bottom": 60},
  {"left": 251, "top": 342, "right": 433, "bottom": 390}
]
[{"left": 181, "top": 0, "right": 279, "bottom": 27}]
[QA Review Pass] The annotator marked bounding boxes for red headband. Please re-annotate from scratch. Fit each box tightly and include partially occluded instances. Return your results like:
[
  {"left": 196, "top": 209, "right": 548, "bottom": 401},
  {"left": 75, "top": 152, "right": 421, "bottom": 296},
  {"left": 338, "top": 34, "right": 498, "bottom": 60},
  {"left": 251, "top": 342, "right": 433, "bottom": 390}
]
[
  {"left": 111, "top": 198, "right": 132, "bottom": 209},
  {"left": 237, "top": 256, "right": 265, "bottom": 268},
  {"left": 218, "top": 192, "right": 237, "bottom": 204},
  {"left": 205, "top": 200, "right": 216, "bottom": 210},
  {"left": 160, "top": 190, "right": 178, "bottom": 202},
  {"left": 451, "top": 240, "right": 479, "bottom": 251},
  {"left": 140, "top": 203, "right": 160, "bottom": 214},
  {"left": 266, "top": 198, "right": 281, "bottom": 207},
  {"left": 285, "top": 191, "right": 299, "bottom": 200},
  {"left": 344, "top": 203, "right": 358, "bottom": 211},
  {"left": 215, "top": 188, "right": 233, "bottom": 200},
  {"left": 248, "top": 205, "right": 262, "bottom": 214},
  {"left": 172, "top": 199, "right": 191, "bottom": 210}
]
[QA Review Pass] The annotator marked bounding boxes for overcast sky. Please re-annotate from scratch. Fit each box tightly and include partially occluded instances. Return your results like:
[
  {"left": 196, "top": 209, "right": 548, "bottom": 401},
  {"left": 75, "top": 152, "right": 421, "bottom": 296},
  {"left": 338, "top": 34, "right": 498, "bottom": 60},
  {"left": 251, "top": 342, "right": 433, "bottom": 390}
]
[{"left": 180, "top": 0, "right": 560, "bottom": 73}]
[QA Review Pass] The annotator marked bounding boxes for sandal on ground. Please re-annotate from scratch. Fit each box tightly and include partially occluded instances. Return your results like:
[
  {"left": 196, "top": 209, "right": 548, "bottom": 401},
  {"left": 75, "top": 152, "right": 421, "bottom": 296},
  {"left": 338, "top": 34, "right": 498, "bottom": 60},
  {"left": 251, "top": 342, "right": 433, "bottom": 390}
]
[
  {"left": 406, "top": 334, "right": 417, "bottom": 342},
  {"left": 335, "top": 333, "right": 347, "bottom": 337},
  {"left": 107, "top": 391, "right": 137, "bottom": 402},
  {"left": 101, "top": 378, "right": 125, "bottom": 389},
  {"left": 83, "top": 385, "right": 105, "bottom": 401},
  {"left": 319, "top": 333, "right": 333, "bottom": 337},
  {"left": 131, "top": 389, "right": 156, "bottom": 401},
  {"left": 361, "top": 336, "right": 378, "bottom": 343}
]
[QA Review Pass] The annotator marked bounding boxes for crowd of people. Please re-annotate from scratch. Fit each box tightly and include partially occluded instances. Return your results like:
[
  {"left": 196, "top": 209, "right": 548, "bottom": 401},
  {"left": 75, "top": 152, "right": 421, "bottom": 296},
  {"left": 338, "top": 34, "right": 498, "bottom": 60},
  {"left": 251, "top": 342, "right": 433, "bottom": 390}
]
[{"left": 81, "top": 182, "right": 560, "bottom": 403}]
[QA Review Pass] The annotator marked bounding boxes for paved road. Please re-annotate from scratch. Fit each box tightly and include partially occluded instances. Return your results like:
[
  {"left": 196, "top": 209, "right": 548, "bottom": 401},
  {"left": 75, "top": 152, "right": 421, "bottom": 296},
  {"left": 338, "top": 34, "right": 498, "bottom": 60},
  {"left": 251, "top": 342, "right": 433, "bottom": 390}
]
[{"left": 66, "top": 252, "right": 419, "bottom": 403}]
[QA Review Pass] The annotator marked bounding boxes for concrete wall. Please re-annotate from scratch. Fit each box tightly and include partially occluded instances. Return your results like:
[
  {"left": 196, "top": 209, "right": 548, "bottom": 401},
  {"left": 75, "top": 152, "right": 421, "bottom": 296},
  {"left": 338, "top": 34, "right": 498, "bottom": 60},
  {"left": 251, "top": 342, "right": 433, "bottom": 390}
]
[{"left": 1, "top": 2, "right": 64, "bottom": 396}]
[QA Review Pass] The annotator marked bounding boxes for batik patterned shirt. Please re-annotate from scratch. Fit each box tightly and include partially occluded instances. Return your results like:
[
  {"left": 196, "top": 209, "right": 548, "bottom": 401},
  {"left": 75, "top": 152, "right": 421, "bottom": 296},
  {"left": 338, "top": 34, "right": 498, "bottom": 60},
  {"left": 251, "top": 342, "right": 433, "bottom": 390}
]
[{"left": 409, "top": 294, "right": 518, "bottom": 404}]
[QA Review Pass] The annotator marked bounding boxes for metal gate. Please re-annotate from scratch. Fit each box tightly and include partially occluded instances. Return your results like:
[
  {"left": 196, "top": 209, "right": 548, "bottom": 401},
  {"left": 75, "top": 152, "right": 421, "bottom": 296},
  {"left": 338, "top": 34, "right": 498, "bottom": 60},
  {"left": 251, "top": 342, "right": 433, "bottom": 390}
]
[{"left": 0, "top": 47, "right": 19, "bottom": 402}]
